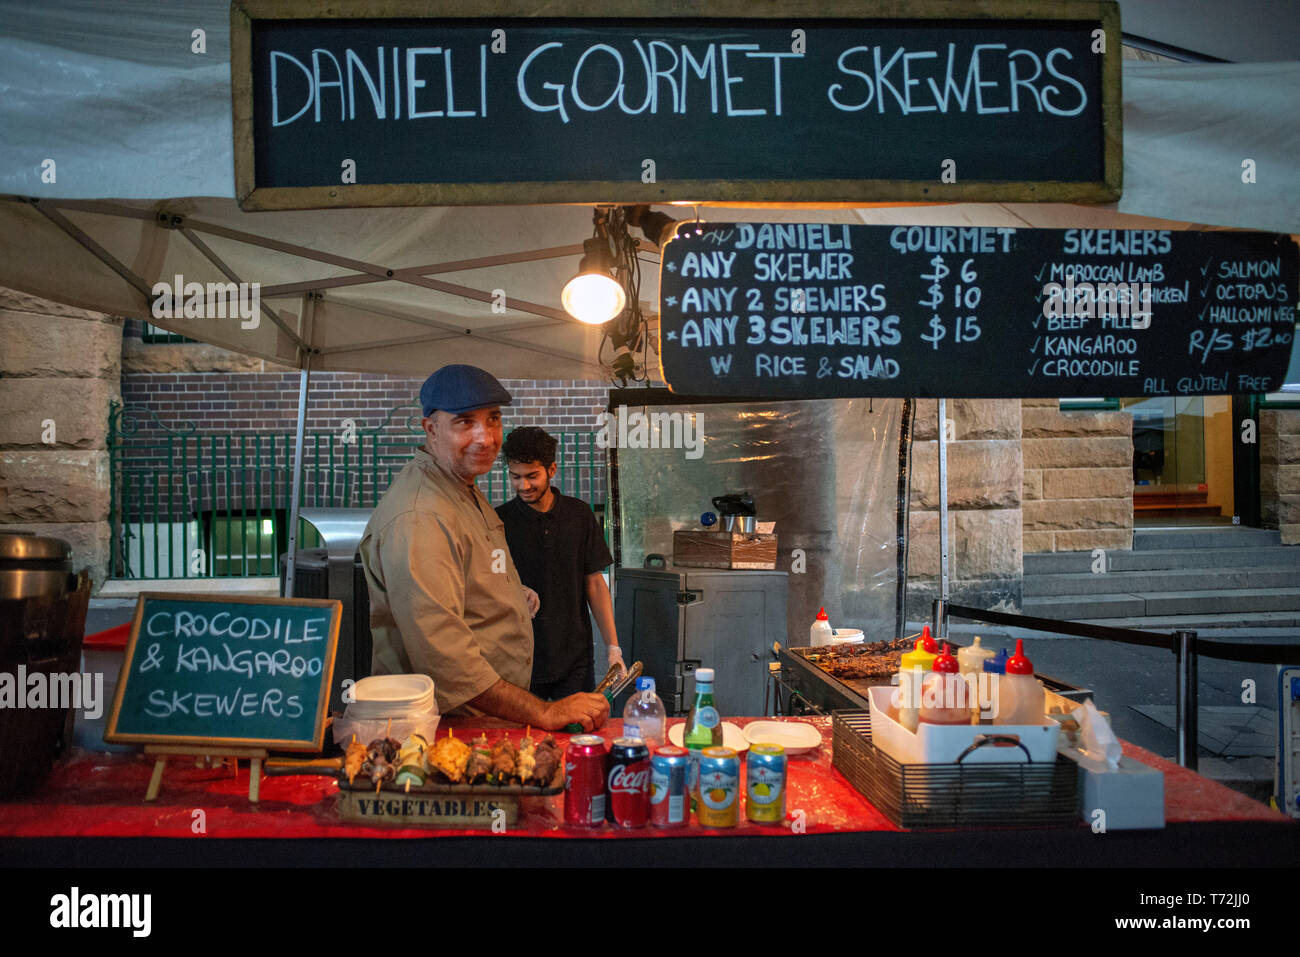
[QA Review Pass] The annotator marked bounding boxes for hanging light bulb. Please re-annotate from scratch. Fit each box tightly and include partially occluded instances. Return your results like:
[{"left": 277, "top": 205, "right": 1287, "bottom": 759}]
[{"left": 562, "top": 237, "right": 626, "bottom": 324}]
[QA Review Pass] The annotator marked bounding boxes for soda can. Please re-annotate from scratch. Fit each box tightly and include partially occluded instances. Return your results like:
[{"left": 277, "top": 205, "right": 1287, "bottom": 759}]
[
  {"left": 696, "top": 746, "right": 740, "bottom": 828},
  {"left": 564, "top": 734, "right": 607, "bottom": 828},
  {"left": 649, "top": 745, "right": 689, "bottom": 828},
  {"left": 606, "top": 738, "right": 651, "bottom": 828},
  {"left": 746, "top": 743, "right": 787, "bottom": 824}
]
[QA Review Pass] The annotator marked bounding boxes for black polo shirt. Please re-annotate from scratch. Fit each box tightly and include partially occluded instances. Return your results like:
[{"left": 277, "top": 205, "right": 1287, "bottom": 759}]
[{"left": 496, "top": 492, "right": 613, "bottom": 685}]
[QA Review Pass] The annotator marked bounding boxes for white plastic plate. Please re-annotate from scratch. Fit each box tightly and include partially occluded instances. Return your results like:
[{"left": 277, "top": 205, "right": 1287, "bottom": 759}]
[
  {"left": 668, "top": 721, "right": 749, "bottom": 753},
  {"left": 743, "top": 720, "right": 823, "bottom": 754}
]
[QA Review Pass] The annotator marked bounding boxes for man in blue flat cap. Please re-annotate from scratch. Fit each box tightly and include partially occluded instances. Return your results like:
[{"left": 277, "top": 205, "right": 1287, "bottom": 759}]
[{"left": 359, "top": 364, "right": 609, "bottom": 732}]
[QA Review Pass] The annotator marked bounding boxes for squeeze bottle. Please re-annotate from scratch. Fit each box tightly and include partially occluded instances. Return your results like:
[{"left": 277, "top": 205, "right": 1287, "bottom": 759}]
[
  {"left": 897, "top": 638, "right": 937, "bottom": 733},
  {"left": 920, "top": 643, "right": 972, "bottom": 725},
  {"left": 810, "top": 608, "right": 834, "bottom": 647},
  {"left": 993, "top": 639, "right": 1046, "bottom": 726}
]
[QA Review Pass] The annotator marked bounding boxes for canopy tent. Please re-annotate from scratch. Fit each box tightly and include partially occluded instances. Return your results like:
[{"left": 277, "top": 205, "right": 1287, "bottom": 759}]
[
  {"left": 2, "top": 2, "right": 1297, "bottom": 607},
  {"left": 1, "top": 2, "right": 1298, "bottom": 377}
]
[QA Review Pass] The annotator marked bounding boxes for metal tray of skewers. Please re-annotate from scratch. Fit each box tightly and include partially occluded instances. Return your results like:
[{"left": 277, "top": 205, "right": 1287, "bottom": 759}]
[{"left": 265, "top": 727, "right": 566, "bottom": 796}]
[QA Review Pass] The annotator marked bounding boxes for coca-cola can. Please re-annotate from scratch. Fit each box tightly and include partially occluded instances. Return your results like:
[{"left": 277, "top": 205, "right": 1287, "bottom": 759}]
[
  {"left": 564, "top": 734, "right": 607, "bottom": 828},
  {"left": 605, "top": 737, "right": 651, "bottom": 828},
  {"left": 650, "top": 745, "right": 690, "bottom": 828}
]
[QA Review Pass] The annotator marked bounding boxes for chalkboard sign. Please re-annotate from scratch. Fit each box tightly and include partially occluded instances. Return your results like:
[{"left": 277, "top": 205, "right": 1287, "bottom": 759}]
[
  {"left": 658, "top": 224, "right": 1298, "bottom": 399},
  {"left": 231, "top": 1, "right": 1120, "bottom": 209},
  {"left": 105, "top": 594, "right": 341, "bottom": 751}
]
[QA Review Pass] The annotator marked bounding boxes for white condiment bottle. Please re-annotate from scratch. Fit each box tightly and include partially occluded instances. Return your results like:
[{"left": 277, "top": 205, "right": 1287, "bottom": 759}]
[
  {"left": 810, "top": 607, "right": 834, "bottom": 647},
  {"left": 957, "top": 636, "right": 996, "bottom": 724},
  {"left": 957, "top": 636, "right": 996, "bottom": 675}
]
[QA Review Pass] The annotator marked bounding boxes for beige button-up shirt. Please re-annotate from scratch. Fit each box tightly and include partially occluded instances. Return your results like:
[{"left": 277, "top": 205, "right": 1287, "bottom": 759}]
[{"left": 359, "top": 446, "right": 533, "bottom": 715}]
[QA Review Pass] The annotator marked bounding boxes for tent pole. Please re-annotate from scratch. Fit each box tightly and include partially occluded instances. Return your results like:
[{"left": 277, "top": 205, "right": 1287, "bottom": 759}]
[
  {"left": 284, "top": 295, "right": 317, "bottom": 598},
  {"left": 285, "top": 357, "right": 312, "bottom": 597},
  {"left": 938, "top": 398, "right": 949, "bottom": 631}
]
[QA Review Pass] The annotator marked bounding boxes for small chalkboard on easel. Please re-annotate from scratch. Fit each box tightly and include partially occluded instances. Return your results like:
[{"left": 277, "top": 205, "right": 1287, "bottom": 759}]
[{"left": 105, "top": 593, "right": 340, "bottom": 802}]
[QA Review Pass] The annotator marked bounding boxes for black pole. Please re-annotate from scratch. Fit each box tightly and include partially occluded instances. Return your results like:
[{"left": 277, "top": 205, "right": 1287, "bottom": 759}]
[{"left": 1175, "top": 629, "right": 1199, "bottom": 770}]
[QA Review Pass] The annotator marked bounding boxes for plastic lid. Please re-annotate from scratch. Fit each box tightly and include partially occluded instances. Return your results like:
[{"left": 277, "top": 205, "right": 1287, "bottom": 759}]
[
  {"left": 1006, "top": 638, "right": 1034, "bottom": 675},
  {"left": 636, "top": 676, "right": 656, "bottom": 692},
  {"left": 816, "top": 607, "right": 830, "bottom": 621},
  {"left": 920, "top": 624, "right": 939, "bottom": 654},
  {"left": 900, "top": 638, "right": 938, "bottom": 671},
  {"left": 933, "top": 642, "right": 959, "bottom": 674},
  {"left": 695, "top": 668, "right": 715, "bottom": 683},
  {"left": 984, "top": 648, "right": 1010, "bottom": 674}
]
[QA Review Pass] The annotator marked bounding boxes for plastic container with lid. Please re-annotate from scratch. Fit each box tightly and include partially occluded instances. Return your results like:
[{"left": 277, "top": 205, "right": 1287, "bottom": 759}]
[
  {"left": 993, "top": 639, "right": 1046, "bottom": 726},
  {"left": 920, "top": 643, "right": 973, "bottom": 725},
  {"left": 333, "top": 673, "right": 440, "bottom": 745},
  {"left": 810, "top": 607, "right": 834, "bottom": 647}
]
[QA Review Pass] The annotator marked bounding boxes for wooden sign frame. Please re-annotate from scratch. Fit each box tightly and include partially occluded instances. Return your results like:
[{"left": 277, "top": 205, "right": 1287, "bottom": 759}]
[
  {"left": 231, "top": 0, "right": 1122, "bottom": 210},
  {"left": 105, "top": 593, "right": 341, "bottom": 753}
]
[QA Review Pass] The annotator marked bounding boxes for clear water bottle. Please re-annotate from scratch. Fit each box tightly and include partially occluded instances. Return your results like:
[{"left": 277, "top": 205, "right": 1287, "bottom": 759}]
[{"left": 622, "top": 677, "right": 667, "bottom": 749}]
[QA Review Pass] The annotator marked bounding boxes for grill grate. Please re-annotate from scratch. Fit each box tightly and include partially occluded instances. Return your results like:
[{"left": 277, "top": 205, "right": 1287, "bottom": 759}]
[{"left": 832, "top": 710, "right": 1080, "bottom": 830}]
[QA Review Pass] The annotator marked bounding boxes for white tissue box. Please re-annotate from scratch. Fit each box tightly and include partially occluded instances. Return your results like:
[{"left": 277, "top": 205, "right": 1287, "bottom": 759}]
[{"left": 1064, "top": 750, "right": 1165, "bottom": 830}]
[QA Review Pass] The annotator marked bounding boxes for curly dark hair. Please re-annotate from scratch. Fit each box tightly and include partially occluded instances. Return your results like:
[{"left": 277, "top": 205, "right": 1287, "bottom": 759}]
[{"left": 502, "top": 426, "right": 557, "bottom": 468}]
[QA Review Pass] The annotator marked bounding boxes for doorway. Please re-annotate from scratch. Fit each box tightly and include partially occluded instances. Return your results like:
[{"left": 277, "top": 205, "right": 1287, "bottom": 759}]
[{"left": 1122, "top": 396, "right": 1241, "bottom": 527}]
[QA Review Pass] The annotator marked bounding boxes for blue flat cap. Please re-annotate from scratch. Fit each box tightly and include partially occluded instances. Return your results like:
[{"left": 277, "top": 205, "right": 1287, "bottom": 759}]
[{"left": 420, "top": 364, "right": 512, "bottom": 416}]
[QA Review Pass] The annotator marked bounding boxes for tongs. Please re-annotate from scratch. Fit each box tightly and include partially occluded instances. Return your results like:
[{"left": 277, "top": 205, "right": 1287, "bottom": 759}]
[
  {"left": 606, "top": 660, "right": 643, "bottom": 700},
  {"left": 564, "top": 660, "right": 644, "bottom": 733}
]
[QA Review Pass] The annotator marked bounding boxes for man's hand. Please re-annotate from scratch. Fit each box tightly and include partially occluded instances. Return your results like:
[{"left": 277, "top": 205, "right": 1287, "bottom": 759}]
[
  {"left": 607, "top": 644, "right": 627, "bottom": 676},
  {"left": 540, "top": 692, "right": 609, "bottom": 732},
  {"left": 522, "top": 586, "right": 540, "bottom": 618}
]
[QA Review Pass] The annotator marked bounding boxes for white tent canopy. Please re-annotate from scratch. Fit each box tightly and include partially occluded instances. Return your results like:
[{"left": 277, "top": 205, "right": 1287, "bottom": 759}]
[{"left": 1, "top": 2, "right": 1298, "bottom": 382}]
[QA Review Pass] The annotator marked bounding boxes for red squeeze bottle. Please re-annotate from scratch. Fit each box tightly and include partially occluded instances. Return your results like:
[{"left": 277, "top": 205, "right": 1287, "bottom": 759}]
[
  {"left": 920, "top": 642, "right": 971, "bottom": 725},
  {"left": 920, "top": 624, "right": 939, "bottom": 654}
]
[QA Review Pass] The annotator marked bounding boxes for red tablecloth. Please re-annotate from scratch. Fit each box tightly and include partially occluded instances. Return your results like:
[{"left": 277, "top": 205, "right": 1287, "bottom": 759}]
[{"left": 0, "top": 716, "right": 1284, "bottom": 840}]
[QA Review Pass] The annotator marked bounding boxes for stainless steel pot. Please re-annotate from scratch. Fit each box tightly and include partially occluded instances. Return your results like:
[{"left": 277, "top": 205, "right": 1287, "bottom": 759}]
[{"left": 0, "top": 532, "right": 74, "bottom": 601}]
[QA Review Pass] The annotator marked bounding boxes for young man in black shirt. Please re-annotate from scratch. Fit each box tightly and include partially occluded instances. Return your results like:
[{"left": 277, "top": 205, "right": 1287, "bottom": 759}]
[{"left": 497, "top": 427, "right": 624, "bottom": 699}]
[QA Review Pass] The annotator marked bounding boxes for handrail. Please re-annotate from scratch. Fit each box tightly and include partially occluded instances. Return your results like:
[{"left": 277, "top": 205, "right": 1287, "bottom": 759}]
[{"left": 936, "top": 600, "right": 1300, "bottom": 773}]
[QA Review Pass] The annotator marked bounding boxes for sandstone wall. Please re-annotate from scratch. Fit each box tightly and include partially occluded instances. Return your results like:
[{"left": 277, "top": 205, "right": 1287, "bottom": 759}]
[
  {"left": 1021, "top": 399, "right": 1134, "bottom": 552},
  {"left": 907, "top": 399, "right": 1023, "bottom": 617},
  {"left": 0, "top": 287, "right": 122, "bottom": 588},
  {"left": 1261, "top": 408, "right": 1300, "bottom": 545}
]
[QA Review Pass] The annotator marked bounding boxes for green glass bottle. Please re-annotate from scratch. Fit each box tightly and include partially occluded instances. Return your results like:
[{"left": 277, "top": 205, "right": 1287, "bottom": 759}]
[{"left": 683, "top": 667, "right": 722, "bottom": 812}]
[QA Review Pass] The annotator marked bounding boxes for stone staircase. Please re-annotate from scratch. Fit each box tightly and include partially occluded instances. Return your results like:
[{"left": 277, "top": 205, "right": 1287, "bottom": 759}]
[{"left": 1023, "top": 527, "right": 1300, "bottom": 629}]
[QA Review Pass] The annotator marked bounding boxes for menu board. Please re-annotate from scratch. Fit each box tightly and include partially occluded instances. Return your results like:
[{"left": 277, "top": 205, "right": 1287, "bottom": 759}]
[
  {"left": 105, "top": 594, "right": 340, "bottom": 751},
  {"left": 658, "top": 224, "right": 1297, "bottom": 399},
  {"left": 233, "top": 3, "right": 1119, "bottom": 208}
]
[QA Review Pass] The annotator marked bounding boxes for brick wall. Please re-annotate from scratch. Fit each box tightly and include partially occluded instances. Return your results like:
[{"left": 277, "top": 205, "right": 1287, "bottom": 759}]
[
  {"left": 906, "top": 399, "right": 1024, "bottom": 614},
  {"left": 116, "top": 323, "right": 613, "bottom": 510},
  {"left": 1261, "top": 408, "right": 1300, "bottom": 545},
  {"left": 1022, "top": 399, "right": 1134, "bottom": 552}
]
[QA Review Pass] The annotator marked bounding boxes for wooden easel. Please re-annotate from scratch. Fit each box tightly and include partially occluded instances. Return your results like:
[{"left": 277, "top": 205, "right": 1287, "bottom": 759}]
[{"left": 143, "top": 744, "right": 270, "bottom": 803}]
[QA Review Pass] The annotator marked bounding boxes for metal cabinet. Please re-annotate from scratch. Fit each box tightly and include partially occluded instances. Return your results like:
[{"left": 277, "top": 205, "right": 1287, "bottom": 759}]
[{"left": 614, "top": 566, "right": 788, "bottom": 716}]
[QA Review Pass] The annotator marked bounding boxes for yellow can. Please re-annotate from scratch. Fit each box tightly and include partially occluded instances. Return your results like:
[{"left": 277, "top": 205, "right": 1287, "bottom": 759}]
[
  {"left": 746, "top": 743, "right": 787, "bottom": 824},
  {"left": 696, "top": 746, "right": 740, "bottom": 827}
]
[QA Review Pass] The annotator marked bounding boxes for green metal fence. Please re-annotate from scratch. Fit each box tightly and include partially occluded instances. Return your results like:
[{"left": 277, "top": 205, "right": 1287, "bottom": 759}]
[{"left": 107, "top": 401, "right": 606, "bottom": 580}]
